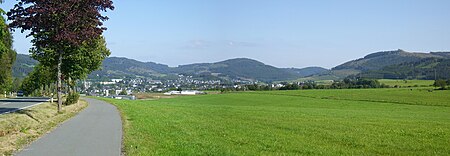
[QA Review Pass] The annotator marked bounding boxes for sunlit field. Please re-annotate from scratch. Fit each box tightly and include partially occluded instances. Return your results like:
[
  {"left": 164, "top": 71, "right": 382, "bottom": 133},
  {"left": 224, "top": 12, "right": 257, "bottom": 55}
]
[
  {"left": 378, "top": 79, "right": 434, "bottom": 87},
  {"left": 99, "top": 88, "right": 450, "bottom": 155}
]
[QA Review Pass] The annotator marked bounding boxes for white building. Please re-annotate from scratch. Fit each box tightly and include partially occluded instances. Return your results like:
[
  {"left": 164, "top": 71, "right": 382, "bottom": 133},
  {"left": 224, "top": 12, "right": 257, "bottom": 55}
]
[
  {"left": 111, "top": 79, "right": 123, "bottom": 83},
  {"left": 164, "top": 90, "right": 205, "bottom": 95}
]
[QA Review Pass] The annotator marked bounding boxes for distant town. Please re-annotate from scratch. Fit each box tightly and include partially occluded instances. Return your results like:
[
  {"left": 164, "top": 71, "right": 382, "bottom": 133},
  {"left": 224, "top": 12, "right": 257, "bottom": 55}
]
[{"left": 79, "top": 74, "right": 260, "bottom": 97}]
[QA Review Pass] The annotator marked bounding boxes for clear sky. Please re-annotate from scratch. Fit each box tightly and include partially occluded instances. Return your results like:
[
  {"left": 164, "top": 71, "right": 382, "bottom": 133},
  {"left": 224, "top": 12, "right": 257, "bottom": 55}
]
[{"left": 2, "top": 0, "right": 450, "bottom": 68}]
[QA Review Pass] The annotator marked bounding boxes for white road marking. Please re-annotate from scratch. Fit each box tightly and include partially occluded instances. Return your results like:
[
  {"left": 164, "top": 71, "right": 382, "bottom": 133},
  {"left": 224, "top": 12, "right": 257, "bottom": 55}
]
[
  {"left": 0, "top": 99, "right": 50, "bottom": 115},
  {"left": 0, "top": 102, "right": 11, "bottom": 105}
]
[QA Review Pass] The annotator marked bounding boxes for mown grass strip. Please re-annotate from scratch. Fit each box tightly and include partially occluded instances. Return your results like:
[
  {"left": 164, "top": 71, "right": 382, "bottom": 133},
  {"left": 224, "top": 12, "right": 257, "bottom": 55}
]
[{"left": 0, "top": 100, "right": 88, "bottom": 155}]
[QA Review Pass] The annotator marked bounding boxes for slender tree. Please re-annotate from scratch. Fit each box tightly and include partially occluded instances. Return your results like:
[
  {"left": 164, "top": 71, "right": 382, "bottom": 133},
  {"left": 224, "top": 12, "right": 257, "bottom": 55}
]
[
  {"left": 8, "top": 0, "right": 114, "bottom": 112},
  {"left": 0, "top": 1, "right": 17, "bottom": 95}
]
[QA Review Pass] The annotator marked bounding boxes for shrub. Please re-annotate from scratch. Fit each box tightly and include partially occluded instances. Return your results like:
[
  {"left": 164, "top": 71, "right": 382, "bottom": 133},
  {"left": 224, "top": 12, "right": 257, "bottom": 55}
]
[{"left": 64, "top": 92, "right": 80, "bottom": 105}]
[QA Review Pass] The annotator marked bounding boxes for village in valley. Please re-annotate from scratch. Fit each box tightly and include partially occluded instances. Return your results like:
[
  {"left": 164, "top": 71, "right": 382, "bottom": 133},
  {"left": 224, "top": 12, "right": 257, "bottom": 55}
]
[{"left": 79, "top": 74, "right": 260, "bottom": 98}]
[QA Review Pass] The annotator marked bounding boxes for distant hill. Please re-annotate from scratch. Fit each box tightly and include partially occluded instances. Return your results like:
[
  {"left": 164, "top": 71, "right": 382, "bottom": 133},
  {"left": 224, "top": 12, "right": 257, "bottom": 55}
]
[
  {"left": 304, "top": 50, "right": 450, "bottom": 80},
  {"left": 283, "top": 67, "right": 329, "bottom": 77},
  {"left": 88, "top": 57, "right": 172, "bottom": 79},
  {"left": 13, "top": 55, "right": 317, "bottom": 82},
  {"left": 173, "top": 58, "right": 299, "bottom": 82},
  {"left": 12, "top": 54, "right": 38, "bottom": 78},
  {"left": 14, "top": 50, "right": 450, "bottom": 82},
  {"left": 333, "top": 49, "right": 449, "bottom": 71},
  {"left": 360, "top": 58, "right": 450, "bottom": 80}
]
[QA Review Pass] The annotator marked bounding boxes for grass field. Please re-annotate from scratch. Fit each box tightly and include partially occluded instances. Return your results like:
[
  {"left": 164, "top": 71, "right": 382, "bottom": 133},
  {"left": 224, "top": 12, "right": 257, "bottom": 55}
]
[
  {"left": 378, "top": 79, "right": 435, "bottom": 87},
  {"left": 100, "top": 88, "right": 450, "bottom": 155}
]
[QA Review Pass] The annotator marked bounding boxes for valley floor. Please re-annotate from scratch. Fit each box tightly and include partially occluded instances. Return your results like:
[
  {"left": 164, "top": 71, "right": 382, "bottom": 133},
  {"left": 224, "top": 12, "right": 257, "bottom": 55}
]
[{"left": 99, "top": 88, "right": 450, "bottom": 155}]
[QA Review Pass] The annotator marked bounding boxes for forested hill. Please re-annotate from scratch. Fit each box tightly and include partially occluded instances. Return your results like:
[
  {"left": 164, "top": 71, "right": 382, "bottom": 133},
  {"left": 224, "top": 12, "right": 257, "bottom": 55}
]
[
  {"left": 283, "top": 67, "right": 329, "bottom": 77},
  {"left": 333, "top": 49, "right": 450, "bottom": 71},
  {"left": 12, "top": 54, "right": 38, "bottom": 78},
  {"left": 360, "top": 58, "right": 450, "bottom": 80},
  {"left": 173, "top": 58, "right": 301, "bottom": 82},
  {"left": 12, "top": 54, "right": 326, "bottom": 82},
  {"left": 305, "top": 50, "right": 450, "bottom": 80},
  {"left": 13, "top": 50, "right": 450, "bottom": 81}
]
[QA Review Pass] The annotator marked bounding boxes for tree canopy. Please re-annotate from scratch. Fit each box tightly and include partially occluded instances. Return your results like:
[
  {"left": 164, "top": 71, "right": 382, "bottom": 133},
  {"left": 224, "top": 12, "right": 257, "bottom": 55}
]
[
  {"left": 7, "top": 0, "right": 114, "bottom": 112},
  {"left": 0, "top": 1, "right": 17, "bottom": 94}
]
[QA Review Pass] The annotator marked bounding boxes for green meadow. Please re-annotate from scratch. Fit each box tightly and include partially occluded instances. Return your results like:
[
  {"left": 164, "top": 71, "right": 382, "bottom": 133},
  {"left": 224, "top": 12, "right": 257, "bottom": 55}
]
[
  {"left": 378, "top": 79, "right": 435, "bottom": 87},
  {"left": 99, "top": 88, "right": 450, "bottom": 155}
]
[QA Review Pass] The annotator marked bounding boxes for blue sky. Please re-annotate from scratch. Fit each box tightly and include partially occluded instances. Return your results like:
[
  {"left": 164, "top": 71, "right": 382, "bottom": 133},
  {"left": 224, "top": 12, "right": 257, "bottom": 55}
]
[{"left": 2, "top": 0, "right": 450, "bottom": 68}]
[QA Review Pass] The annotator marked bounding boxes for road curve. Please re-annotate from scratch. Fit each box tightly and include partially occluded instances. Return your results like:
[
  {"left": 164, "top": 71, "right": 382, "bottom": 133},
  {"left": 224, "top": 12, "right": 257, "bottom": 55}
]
[{"left": 17, "top": 98, "right": 122, "bottom": 156}]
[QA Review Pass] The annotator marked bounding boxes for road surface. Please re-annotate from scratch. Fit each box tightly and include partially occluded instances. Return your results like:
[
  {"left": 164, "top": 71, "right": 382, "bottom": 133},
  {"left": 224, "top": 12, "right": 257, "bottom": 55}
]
[
  {"left": 17, "top": 98, "right": 122, "bottom": 156},
  {"left": 0, "top": 97, "right": 49, "bottom": 115}
]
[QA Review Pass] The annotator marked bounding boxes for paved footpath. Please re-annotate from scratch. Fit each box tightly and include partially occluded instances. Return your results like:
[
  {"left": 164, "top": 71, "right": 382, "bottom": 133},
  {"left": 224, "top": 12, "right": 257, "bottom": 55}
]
[{"left": 17, "top": 98, "right": 122, "bottom": 156}]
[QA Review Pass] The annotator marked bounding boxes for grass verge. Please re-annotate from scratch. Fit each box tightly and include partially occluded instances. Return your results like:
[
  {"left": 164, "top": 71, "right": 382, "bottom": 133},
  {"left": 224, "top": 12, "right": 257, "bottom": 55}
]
[{"left": 0, "top": 100, "right": 88, "bottom": 155}]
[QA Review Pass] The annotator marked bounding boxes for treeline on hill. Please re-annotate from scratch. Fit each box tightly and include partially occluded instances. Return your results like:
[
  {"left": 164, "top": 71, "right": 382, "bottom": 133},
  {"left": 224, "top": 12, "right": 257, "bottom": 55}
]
[
  {"left": 220, "top": 78, "right": 450, "bottom": 92},
  {"left": 360, "top": 58, "right": 450, "bottom": 80},
  {"left": 220, "top": 79, "right": 389, "bottom": 92}
]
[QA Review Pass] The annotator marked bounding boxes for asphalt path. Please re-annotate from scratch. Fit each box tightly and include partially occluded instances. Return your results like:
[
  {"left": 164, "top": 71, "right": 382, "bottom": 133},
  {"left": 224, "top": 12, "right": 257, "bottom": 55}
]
[
  {"left": 17, "top": 98, "right": 122, "bottom": 156},
  {"left": 0, "top": 97, "right": 49, "bottom": 115}
]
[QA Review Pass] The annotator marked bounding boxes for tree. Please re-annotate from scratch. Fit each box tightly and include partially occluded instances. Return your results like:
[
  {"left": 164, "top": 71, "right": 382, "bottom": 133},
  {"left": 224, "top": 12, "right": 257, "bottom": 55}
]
[
  {"left": 0, "top": 1, "right": 17, "bottom": 95},
  {"left": 20, "top": 64, "right": 54, "bottom": 96},
  {"left": 434, "top": 80, "right": 447, "bottom": 90},
  {"left": 118, "top": 90, "right": 127, "bottom": 95},
  {"left": 62, "top": 36, "right": 111, "bottom": 92},
  {"left": 8, "top": 0, "right": 114, "bottom": 112}
]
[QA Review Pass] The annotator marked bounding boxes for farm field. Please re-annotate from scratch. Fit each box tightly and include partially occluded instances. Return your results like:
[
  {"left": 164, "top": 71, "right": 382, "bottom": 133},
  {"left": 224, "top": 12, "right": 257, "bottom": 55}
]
[
  {"left": 378, "top": 79, "right": 434, "bottom": 87},
  {"left": 99, "top": 88, "right": 450, "bottom": 155}
]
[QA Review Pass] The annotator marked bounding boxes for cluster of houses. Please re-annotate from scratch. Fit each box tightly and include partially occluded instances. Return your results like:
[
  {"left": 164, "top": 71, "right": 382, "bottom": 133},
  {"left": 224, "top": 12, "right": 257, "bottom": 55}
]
[
  {"left": 79, "top": 75, "right": 245, "bottom": 97},
  {"left": 79, "top": 75, "right": 302, "bottom": 99}
]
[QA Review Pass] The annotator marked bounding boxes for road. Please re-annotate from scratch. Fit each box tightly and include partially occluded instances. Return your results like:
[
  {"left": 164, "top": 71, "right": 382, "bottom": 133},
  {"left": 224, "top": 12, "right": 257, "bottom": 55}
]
[
  {"left": 17, "top": 98, "right": 123, "bottom": 156},
  {"left": 0, "top": 97, "right": 49, "bottom": 115}
]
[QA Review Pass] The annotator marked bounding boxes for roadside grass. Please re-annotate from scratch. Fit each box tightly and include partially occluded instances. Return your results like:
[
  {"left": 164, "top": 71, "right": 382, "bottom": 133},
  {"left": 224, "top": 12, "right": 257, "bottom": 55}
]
[
  {"left": 0, "top": 100, "right": 88, "bottom": 155},
  {"left": 379, "top": 79, "right": 434, "bottom": 87},
  {"left": 100, "top": 88, "right": 450, "bottom": 155}
]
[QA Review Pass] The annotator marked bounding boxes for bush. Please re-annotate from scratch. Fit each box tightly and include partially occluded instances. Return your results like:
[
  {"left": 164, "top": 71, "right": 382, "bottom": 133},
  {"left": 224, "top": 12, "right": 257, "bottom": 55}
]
[{"left": 64, "top": 92, "right": 80, "bottom": 105}]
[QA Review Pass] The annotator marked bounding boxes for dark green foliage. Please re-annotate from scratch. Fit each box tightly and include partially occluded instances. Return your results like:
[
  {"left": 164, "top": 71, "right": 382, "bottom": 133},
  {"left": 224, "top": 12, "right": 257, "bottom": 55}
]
[
  {"left": 331, "top": 78, "right": 383, "bottom": 89},
  {"left": 119, "top": 90, "right": 127, "bottom": 95},
  {"left": 279, "top": 83, "right": 300, "bottom": 90},
  {"left": 64, "top": 92, "right": 80, "bottom": 105},
  {"left": 11, "top": 78, "right": 22, "bottom": 92},
  {"left": 333, "top": 50, "right": 449, "bottom": 71},
  {"left": 20, "top": 64, "right": 54, "bottom": 96},
  {"left": 434, "top": 80, "right": 448, "bottom": 90},
  {"left": 0, "top": 5, "right": 16, "bottom": 93},
  {"left": 61, "top": 36, "right": 111, "bottom": 81},
  {"left": 360, "top": 58, "right": 450, "bottom": 80},
  {"left": 308, "top": 50, "right": 450, "bottom": 80}
]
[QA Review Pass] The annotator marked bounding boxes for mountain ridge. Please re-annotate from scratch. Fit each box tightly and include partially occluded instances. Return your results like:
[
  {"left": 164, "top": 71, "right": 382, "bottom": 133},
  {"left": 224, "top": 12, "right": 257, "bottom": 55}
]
[
  {"left": 13, "top": 50, "right": 450, "bottom": 81},
  {"left": 306, "top": 49, "right": 450, "bottom": 80},
  {"left": 13, "top": 54, "right": 325, "bottom": 82}
]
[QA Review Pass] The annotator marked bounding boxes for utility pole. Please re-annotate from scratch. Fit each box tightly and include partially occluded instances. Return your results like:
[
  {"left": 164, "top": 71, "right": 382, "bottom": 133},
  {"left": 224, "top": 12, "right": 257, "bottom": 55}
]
[
  {"left": 434, "top": 58, "right": 437, "bottom": 89},
  {"left": 434, "top": 68, "right": 437, "bottom": 89}
]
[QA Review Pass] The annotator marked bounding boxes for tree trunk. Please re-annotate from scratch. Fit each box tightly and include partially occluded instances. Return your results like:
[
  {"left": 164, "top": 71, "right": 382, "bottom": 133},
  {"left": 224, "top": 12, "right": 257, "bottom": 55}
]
[{"left": 57, "top": 53, "right": 62, "bottom": 112}]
